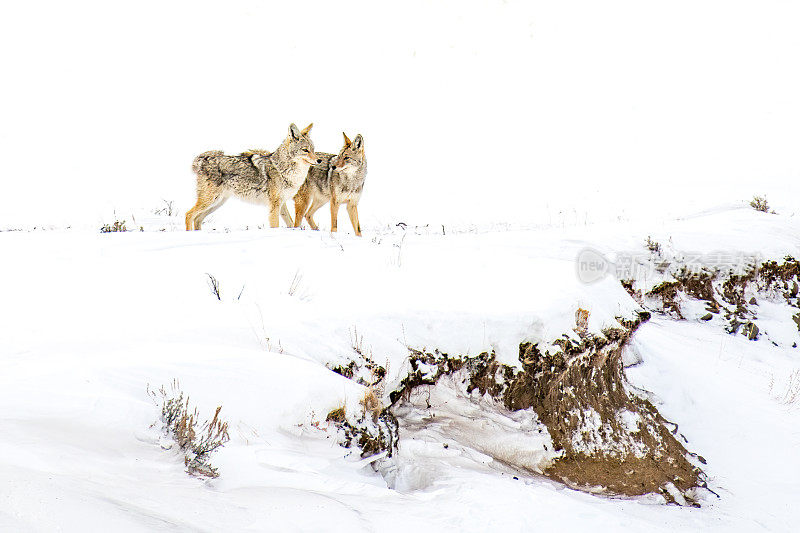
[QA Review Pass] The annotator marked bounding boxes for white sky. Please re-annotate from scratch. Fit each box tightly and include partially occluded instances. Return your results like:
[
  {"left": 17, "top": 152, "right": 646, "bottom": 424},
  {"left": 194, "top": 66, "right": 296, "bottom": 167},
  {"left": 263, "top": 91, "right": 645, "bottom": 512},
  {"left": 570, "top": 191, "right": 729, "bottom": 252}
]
[{"left": 1, "top": 0, "right": 798, "bottom": 228}]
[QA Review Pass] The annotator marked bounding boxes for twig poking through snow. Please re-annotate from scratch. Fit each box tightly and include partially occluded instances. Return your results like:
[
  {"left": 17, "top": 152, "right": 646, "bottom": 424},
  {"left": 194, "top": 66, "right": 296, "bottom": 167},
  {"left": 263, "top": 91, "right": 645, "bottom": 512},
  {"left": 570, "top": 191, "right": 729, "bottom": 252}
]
[{"left": 206, "top": 273, "right": 221, "bottom": 301}]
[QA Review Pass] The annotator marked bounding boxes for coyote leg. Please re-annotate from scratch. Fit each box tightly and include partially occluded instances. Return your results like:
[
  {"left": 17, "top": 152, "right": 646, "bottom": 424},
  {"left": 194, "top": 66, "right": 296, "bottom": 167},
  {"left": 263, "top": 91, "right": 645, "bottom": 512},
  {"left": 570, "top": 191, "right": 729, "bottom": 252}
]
[
  {"left": 185, "top": 190, "right": 223, "bottom": 231},
  {"left": 293, "top": 190, "right": 310, "bottom": 228},
  {"left": 185, "top": 199, "right": 205, "bottom": 230},
  {"left": 268, "top": 196, "right": 282, "bottom": 228},
  {"left": 346, "top": 203, "right": 361, "bottom": 237},
  {"left": 194, "top": 196, "right": 227, "bottom": 229},
  {"left": 330, "top": 199, "right": 340, "bottom": 233},
  {"left": 280, "top": 203, "right": 294, "bottom": 227},
  {"left": 304, "top": 197, "right": 327, "bottom": 231},
  {"left": 185, "top": 206, "right": 197, "bottom": 231}
]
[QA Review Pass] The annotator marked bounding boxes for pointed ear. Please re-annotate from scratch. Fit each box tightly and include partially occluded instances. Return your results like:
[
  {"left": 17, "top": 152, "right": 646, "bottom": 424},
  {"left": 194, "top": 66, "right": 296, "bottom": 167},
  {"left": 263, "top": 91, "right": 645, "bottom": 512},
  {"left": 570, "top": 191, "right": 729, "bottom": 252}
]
[
  {"left": 353, "top": 134, "right": 364, "bottom": 150},
  {"left": 342, "top": 132, "right": 352, "bottom": 147},
  {"left": 301, "top": 123, "right": 313, "bottom": 136},
  {"left": 289, "top": 123, "right": 300, "bottom": 140}
]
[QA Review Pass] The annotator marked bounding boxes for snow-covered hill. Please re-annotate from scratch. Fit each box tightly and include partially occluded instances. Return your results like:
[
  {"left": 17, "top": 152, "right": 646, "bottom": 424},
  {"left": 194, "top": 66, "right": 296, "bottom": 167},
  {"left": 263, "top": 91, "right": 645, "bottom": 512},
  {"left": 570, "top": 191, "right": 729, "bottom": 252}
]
[{"left": 2, "top": 208, "right": 799, "bottom": 531}]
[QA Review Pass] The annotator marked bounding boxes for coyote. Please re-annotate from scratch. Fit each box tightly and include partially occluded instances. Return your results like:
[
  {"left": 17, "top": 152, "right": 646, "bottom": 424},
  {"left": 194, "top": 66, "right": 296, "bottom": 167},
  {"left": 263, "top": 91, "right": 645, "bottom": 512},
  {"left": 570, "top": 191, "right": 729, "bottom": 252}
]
[
  {"left": 293, "top": 132, "right": 367, "bottom": 236},
  {"left": 185, "top": 123, "right": 320, "bottom": 231}
]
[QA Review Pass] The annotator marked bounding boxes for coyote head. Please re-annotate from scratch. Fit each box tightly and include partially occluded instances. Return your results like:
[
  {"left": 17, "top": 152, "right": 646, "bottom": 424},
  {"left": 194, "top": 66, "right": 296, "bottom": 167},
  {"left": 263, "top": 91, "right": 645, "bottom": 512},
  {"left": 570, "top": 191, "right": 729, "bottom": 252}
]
[
  {"left": 284, "top": 123, "right": 321, "bottom": 165},
  {"left": 331, "top": 132, "right": 365, "bottom": 174}
]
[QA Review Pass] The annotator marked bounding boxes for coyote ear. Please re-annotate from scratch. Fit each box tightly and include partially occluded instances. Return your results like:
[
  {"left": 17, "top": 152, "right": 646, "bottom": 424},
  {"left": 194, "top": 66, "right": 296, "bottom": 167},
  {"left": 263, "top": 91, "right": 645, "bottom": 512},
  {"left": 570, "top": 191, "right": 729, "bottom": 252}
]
[
  {"left": 289, "top": 123, "right": 300, "bottom": 140},
  {"left": 342, "top": 132, "right": 352, "bottom": 147},
  {"left": 301, "top": 123, "right": 313, "bottom": 136},
  {"left": 353, "top": 134, "right": 364, "bottom": 150}
]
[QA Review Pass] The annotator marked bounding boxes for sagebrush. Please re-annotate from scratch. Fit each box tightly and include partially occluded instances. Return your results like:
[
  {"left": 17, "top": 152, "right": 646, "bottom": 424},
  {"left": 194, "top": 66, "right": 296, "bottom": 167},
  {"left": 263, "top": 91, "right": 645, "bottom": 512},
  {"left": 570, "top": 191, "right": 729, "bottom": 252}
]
[
  {"left": 750, "top": 195, "right": 770, "bottom": 213},
  {"left": 149, "top": 380, "right": 230, "bottom": 478},
  {"left": 100, "top": 220, "right": 127, "bottom": 233}
]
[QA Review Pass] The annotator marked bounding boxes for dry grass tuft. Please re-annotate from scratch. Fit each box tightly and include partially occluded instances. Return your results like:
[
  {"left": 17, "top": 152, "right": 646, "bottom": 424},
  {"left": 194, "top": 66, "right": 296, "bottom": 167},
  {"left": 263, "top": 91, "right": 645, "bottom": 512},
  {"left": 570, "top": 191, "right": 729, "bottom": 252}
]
[
  {"left": 350, "top": 326, "right": 370, "bottom": 359},
  {"left": 360, "top": 388, "right": 382, "bottom": 423},
  {"left": 770, "top": 369, "right": 800, "bottom": 407},
  {"left": 574, "top": 308, "right": 590, "bottom": 337},
  {"left": 326, "top": 406, "right": 346, "bottom": 423},
  {"left": 287, "top": 269, "right": 312, "bottom": 300}
]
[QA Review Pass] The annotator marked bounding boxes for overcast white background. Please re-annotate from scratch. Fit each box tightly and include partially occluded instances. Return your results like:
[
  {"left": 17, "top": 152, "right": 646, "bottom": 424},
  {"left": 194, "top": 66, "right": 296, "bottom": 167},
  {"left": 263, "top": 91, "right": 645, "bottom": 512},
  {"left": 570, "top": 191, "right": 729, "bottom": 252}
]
[{"left": 1, "top": 0, "right": 798, "bottom": 229}]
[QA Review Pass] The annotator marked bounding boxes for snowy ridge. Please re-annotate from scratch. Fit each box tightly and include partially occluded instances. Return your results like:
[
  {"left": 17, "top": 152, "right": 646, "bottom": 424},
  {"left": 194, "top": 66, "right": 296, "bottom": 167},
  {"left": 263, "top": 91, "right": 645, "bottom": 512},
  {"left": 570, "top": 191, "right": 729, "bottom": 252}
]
[{"left": 1, "top": 208, "right": 800, "bottom": 530}]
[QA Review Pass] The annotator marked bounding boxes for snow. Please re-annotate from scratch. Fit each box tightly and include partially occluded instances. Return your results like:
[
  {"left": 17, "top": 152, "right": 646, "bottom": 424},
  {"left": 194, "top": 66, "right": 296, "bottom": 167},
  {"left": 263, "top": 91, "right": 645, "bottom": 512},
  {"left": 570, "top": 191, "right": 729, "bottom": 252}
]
[
  {"left": 389, "top": 371, "right": 559, "bottom": 490},
  {"left": 616, "top": 410, "right": 643, "bottom": 435},
  {"left": 567, "top": 408, "right": 649, "bottom": 459},
  {"left": 629, "top": 317, "right": 800, "bottom": 531},
  {"left": 1, "top": 208, "right": 799, "bottom": 531}
]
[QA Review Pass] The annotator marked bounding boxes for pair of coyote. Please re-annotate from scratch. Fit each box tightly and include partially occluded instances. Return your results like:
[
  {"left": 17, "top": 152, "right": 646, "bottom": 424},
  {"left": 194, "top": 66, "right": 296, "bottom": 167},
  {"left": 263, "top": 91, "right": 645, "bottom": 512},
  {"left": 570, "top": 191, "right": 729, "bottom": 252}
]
[{"left": 185, "top": 123, "right": 367, "bottom": 236}]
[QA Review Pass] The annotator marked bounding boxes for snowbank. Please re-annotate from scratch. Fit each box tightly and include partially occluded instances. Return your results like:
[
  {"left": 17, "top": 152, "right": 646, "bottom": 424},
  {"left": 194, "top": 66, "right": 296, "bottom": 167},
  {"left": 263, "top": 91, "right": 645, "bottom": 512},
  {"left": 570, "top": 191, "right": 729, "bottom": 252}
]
[{"left": 2, "top": 207, "right": 799, "bottom": 530}]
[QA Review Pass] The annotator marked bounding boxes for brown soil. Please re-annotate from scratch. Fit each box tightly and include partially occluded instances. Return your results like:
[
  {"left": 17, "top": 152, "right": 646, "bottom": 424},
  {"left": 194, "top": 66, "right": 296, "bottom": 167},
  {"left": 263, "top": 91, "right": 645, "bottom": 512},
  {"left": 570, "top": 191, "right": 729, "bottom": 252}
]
[
  {"left": 759, "top": 257, "right": 800, "bottom": 291},
  {"left": 641, "top": 258, "right": 800, "bottom": 342},
  {"left": 380, "top": 311, "right": 706, "bottom": 504},
  {"left": 389, "top": 349, "right": 467, "bottom": 404},
  {"left": 547, "top": 455, "right": 698, "bottom": 504},
  {"left": 647, "top": 280, "right": 684, "bottom": 317},
  {"left": 328, "top": 407, "right": 398, "bottom": 458},
  {"left": 496, "top": 313, "right": 702, "bottom": 502},
  {"left": 334, "top": 257, "right": 799, "bottom": 502}
]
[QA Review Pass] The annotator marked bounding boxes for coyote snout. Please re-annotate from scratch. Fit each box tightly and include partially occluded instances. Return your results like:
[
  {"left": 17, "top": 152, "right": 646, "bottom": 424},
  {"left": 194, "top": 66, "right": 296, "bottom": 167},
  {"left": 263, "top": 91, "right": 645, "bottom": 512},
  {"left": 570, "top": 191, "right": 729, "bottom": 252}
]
[{"left": 185, "top": 123, "right": 317, "bottom": 231}]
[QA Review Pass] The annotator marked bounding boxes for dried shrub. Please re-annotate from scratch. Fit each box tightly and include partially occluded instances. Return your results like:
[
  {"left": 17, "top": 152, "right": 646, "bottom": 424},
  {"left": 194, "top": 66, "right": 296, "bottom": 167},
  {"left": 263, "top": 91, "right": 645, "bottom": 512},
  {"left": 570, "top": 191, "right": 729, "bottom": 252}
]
[
  {"left": 645, "top": 236, "right": 662, "bottom": 254},
  {"left": 647, "top": 280, "right": 683, "bottom": 318},
  {"left": 153, "top": 199, "right": 176, "bottom": 216},
  {"left": 326, "top": 351, "right": 397, "bottom": 459},
  {"left": 773, "top": 369, "right": 800, "bottom": 406},
  {"left": 620, "top": 279, "right": 640, "bottom": 302},
  {"left": 749, "top": 195, "right": 770, "bottom": 213},
  {"left": 327, "top": 399, "right": 398, "bottom": 458},
  {"left": 100, "top": 220, "right": 127, "bottom": 233},
  {"left": 331, "top": 361, "right": 356, "bottom": 379},
  {"left": 329, "top": 327, "right": 386, "bottom": 388},
  {"left": 149, "top": 380, "right": 230, "bottom": 478}
]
